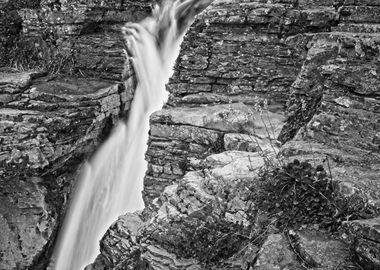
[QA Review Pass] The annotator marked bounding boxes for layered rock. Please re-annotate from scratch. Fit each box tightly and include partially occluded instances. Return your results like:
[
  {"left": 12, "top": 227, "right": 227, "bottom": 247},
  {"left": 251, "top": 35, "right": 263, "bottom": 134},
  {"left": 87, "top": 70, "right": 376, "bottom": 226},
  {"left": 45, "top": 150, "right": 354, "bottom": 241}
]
[
  {"left": 90, "top": 149, "right": 268, "bottom": 269},
  {"left": 144, "top": 103, "right": 284, "bottom": 206},
  {"left": 93, "top": 0, "right": 380, "bottom": 269},
  {"left": 277, "top": 3, "right": 380, "bottom": 267},
  {"left": 0, "top": 0, "right": 159, "bottom": 268},
  {"left": 0, "top": 0, "right": 153, "bottom": 79},
  {"left": 2, "top": 0, "right": 380, "bottom": 268},
  {"left": 0, "top": 71, "right": 135, "bottom": 269}
]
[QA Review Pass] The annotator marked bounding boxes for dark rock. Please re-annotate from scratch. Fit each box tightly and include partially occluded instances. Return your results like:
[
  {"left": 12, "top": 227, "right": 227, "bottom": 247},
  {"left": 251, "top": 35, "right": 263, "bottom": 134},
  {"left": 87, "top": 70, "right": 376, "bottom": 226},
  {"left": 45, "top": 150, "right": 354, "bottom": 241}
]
[
  {"left": 354, "top": 238, "right": 380, "bottom": 270},
  {"left": 343, "top": 218, "right": 380, "bottom": 243},
  {"left": 341, "top": 218, "right": 380, "bottom": 270}
]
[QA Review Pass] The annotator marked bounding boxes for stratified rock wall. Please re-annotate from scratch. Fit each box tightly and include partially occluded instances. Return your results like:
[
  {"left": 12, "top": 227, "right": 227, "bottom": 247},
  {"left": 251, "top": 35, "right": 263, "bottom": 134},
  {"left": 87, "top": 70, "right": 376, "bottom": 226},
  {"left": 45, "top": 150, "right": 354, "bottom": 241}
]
[
  {"left": 278, "top": 0, "right": 380, "bottom": 209},
  {"left": 2, "top": 0, "right": 380, "bottom": 269},
  {"left": 143, "top": 0, "right": 344, "bottom": 208},
  {"left": 0, "top": 0, "right": 153, "bottom": 79},
  {"left": 0, "top": 71, "right": 137, "bottom": 269},
  {"left": 125, "top": 0, "right": 379, "bottom": 269},
  {"left": 0, "top": 1, "right": 155, "bottom": 269}
]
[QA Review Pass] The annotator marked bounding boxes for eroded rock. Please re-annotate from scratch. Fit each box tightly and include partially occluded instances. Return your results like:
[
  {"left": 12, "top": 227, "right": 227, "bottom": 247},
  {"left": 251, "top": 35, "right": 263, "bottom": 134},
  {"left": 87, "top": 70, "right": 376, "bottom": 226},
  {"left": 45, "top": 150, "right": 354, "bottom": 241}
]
[{"left": 0, "top": 71, "right": 132, "bottom": 269}]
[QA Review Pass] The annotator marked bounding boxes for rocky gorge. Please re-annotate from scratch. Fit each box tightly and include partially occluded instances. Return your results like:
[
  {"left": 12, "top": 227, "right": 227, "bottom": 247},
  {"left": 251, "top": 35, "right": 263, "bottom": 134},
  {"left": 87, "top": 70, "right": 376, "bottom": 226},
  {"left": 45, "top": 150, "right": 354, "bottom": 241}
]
[{"left": 1, "top": 0, "right": 380, "bottom": 270}]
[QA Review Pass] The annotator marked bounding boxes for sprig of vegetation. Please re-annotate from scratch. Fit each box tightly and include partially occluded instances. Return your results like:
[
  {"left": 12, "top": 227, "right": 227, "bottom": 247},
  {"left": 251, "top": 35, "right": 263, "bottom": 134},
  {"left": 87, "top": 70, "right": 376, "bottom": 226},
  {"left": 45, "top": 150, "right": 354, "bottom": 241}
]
[{"left": 251, "top": 159, "right": 378, "bottom": 232}]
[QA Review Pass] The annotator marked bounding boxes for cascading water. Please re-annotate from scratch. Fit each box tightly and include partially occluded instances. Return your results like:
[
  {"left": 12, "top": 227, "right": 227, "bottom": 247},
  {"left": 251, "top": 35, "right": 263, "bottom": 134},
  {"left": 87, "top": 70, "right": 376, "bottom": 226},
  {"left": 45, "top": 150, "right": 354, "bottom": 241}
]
[{"left": 51, "top": 0, "right": 212, "bottom": 269}]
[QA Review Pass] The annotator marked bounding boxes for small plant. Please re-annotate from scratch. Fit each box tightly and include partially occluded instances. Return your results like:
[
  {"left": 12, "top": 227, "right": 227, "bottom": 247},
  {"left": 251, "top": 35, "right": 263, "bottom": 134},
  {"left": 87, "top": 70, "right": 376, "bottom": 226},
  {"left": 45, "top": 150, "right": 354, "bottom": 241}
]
[{"left": 253, "top": 159, "right": 349, "bottom": 231}]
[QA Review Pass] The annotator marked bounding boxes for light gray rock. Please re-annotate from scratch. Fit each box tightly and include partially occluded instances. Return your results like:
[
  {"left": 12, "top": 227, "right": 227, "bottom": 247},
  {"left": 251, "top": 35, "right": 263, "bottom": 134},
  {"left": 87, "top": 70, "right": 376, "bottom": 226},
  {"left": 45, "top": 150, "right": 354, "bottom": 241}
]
[
  {"left": 292, "top": 230, "right": 353, "bottom": 269},
  {"left": 253, "top": 234, "right": 303, "bottom": 270}
]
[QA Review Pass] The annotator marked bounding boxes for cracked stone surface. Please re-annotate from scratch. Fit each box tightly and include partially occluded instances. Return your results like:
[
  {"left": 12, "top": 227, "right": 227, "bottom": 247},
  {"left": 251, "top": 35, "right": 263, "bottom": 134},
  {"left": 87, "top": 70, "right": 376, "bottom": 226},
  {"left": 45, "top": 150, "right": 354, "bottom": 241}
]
[{"left": 0, "top": 70, "right": 134, "bottom": 269}]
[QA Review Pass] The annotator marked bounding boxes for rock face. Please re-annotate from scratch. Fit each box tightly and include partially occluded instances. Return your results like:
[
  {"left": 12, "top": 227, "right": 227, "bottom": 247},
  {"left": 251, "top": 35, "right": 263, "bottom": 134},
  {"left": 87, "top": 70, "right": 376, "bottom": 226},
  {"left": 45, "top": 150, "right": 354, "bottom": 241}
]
[
  {"left": 91, "top": 0, "right": 380, "bottom": 269},
  {"left": 0, "top": 0, "right": 153, "bottom": 79},
  {"left": 253, "top": 233, "right": 303, "bottom": 270},
  {"left": 291, "top": 229, "right": 354, "bottom": 269},
  {"left": 0, "top": 0, "right": 154, "bottom": 269},
  {"left": 2, "top": 0, "right": 380, "bottom": 269},
  {"left": 0, "top": 71, "right": 135, "bottom": 269},
  {"left": 91, "top": 150, "right": 267, "bottom": 270},
  {"left": 144, "top": 103, "right": 284, "bottom": 206}
]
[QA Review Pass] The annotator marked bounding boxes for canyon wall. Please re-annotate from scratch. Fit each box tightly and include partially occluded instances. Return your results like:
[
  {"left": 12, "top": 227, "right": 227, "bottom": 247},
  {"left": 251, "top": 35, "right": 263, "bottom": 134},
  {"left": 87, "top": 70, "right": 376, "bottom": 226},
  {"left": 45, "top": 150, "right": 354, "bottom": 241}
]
[
  {"left": 1, "top": 0, "right": 379, "bottom": 269},
  {"left": 0, "top": 1, "right": 154, "bottom": 269},
  {"left": 92, "top": 0, "right": 380, "bottom": 269}
]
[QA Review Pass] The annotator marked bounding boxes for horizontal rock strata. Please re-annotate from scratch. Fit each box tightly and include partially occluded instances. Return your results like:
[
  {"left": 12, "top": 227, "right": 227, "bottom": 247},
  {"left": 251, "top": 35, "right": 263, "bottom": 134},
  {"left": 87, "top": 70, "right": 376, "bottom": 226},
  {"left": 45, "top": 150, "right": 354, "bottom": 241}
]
[
  {"left": 95, "top": 0, "right": 380, "bottom": 269},
  {"left": 0, "top": 0, "right": 153, "bottom": 79},
  {"left": 0, "top": 70, "right": 134, "bottom": 269},
  {"left": 0, "top": 0, "right": 154, "bottom": 268}
]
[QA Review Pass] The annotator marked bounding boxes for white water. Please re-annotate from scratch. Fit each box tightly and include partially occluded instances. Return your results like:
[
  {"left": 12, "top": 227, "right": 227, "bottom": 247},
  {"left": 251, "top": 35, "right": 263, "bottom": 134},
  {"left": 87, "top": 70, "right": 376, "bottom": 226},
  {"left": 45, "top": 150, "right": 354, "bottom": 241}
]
[{"left": 52, "top": 0, "right": 212, "bottom": 269}]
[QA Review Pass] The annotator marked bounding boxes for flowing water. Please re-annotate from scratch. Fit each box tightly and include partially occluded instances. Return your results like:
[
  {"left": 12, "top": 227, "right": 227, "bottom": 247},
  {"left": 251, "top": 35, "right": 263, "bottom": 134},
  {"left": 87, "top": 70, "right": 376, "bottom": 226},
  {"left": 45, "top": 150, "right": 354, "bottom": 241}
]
[{"left": 52, "top": 0, "right": 212, "bottom": 269}]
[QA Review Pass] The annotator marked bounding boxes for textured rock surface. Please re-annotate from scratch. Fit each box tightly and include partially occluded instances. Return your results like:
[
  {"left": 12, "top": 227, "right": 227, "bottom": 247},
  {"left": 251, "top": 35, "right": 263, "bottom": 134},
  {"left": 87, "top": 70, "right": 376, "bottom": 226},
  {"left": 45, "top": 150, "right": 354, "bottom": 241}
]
[
  {"left": 143, "top": 0, "right": 348, "bottom": 208},
  {"left": 86, "top": 212, "right": 144, "bottom": 270},
  {"left": 0, "top": 178, "right": 55, "bottom": 270},
  {"left": 292, "top": 230, "right": 355, "bottom": 269},
  {"left": 91, "top": 149, "right": 266, "bottom": 269},
  {"left": 90, "top": 0, "right": 380, "bottom": 269},
  {"left": 341, "top": 218, "right": 380, "bottom": 270},
  {"left": 2, "top": 0, "right": 380, "bottom": 269},
  {"left": 0, "top": 0, "right": 155, "bottom": 268},
  {"left": 145, "top": 102, "right": 285, "bottom": 206},
  {"left": 0, "top": 71, "right": 134, "bottom": 269},
  {"left": 140, "top": 0, "right": 380, "bottom": 268},
  {"left": 0, "top": 0, "right": 153, "bottom": 79},
  {"left": 280, "top": 32, "right": 380, "bottom": 204},
  {"left": 253, "top": 233, "right": 303, "bottom": 270}
]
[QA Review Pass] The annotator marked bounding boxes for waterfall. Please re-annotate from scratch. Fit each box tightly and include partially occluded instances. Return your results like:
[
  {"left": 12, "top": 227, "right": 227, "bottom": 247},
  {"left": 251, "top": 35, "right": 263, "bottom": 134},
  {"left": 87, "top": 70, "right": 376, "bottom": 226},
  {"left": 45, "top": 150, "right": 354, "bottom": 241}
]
[{"left": 51, "top": 0, "right": 212, "bottom": 269}]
